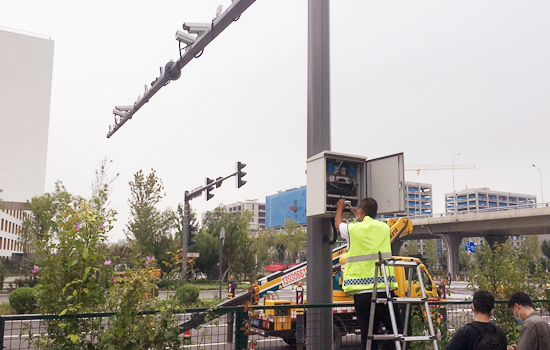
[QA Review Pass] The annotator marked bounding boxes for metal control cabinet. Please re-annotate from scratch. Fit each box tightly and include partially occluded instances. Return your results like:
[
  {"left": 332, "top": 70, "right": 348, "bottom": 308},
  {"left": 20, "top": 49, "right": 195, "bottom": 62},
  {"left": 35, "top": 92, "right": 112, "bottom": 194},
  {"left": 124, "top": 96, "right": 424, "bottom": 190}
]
[{"left": 307, "top": 151, "right": 405, "bottom": 218}]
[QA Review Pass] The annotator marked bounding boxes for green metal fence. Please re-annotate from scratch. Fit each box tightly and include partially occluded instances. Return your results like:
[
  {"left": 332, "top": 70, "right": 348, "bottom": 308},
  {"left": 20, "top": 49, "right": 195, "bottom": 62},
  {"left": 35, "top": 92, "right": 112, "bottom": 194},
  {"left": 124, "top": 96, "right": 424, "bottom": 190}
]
[{"left": 0, "top": 301, "right": 548, "bottom": 349}]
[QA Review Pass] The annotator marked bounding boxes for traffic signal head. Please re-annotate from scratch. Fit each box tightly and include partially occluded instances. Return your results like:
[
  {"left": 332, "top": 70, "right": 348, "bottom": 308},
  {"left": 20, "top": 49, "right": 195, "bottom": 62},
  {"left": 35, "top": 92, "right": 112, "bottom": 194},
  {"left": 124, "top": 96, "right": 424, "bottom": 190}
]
[
  {"left": 188, "top": 225, "right": 198, "bottom": 247},
  {"left": 205, "top": 178, "right": 215, "bottom": 201},
  {"left": 236, "top": 161, "right": 247, "bottom": 188}
]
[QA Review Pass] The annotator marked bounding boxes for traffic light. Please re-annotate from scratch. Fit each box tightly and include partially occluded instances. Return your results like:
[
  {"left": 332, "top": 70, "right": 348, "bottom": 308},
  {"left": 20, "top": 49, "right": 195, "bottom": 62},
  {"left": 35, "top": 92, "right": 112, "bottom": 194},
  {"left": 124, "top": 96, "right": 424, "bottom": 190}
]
[
  {"left": 188, "top": 225, "right": 198, "bottom": 247},
  {"left": 236, "top": 161, "right": 247, "bottom": 188},
  {"left": 205, "top": 178, "right": 215, "bottom": 201}
]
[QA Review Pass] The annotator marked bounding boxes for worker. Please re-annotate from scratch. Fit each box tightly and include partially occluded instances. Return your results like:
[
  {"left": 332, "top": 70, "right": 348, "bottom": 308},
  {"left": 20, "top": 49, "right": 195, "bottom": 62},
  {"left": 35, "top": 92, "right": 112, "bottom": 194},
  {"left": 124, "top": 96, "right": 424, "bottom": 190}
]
[
  {"left": 335, "top": 198, "right": 402, "bottom": 350},
  {"left": 507, "top": 291, "right": 550, "bottom": 350}
]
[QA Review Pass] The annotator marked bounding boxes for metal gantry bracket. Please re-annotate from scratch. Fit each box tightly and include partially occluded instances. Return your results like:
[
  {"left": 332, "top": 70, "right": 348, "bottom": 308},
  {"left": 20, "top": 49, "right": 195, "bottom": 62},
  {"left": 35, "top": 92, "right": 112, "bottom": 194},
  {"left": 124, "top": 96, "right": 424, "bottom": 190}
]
[{"left": 107, "top": 0, "right": 257, "bottom": 138}]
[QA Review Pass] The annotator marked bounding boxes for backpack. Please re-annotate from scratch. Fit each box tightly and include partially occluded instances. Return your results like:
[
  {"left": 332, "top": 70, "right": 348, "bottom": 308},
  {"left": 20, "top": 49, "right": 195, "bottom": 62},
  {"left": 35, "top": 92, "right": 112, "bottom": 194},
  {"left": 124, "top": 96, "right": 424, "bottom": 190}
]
[{"left": 467, "top": 322, "right": 505, "bottom": 350}]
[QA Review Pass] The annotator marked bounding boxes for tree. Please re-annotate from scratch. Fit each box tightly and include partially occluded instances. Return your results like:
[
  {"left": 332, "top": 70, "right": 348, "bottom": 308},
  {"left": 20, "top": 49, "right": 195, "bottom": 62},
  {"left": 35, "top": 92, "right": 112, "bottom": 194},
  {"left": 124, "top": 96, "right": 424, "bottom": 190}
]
[
  {"left": 405, "top": 240, "right": 419, "bottom": 256},
  {"left": 126, "top": 169, "right": 171, "bottom": 260},
  {"left": 91, "top": 158, "right": 118, "bottom": 215},
  {"left": 29, "top": 194, "right": 116, "bottom": 349},
  {"left": 458, "top": 240, "right": 473, "bottom": 272},
  {"left": 274, "top": 220, "right": 306, "bottom": 264},
  {"left": 542, "top": 239, "right": 550, "bottom": 259},
  {"left": 251, "top": 229, "right": 277, "bottom": 271},
  {"left": 467, "top": 242, "right": 550, "bottom": 341},
  {"left": 19, "top": 182, "right": 79, "bottom": 282},
  {"left": 200, "top": 207, "right": 255, "bottom": 280},
  {"left": 423, "top": 239, "right": 439, "bottom": 274}
]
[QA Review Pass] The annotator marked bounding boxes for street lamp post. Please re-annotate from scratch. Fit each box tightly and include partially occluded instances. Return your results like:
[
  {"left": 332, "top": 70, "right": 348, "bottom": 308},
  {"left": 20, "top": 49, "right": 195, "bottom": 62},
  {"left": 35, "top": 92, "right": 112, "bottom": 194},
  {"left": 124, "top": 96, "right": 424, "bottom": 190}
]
[
  {"left": 533, "top": 164, "right": 544, "bottom": 203},
  {"left": 219, "top": 227, "right": 225, "bottom": 299}
]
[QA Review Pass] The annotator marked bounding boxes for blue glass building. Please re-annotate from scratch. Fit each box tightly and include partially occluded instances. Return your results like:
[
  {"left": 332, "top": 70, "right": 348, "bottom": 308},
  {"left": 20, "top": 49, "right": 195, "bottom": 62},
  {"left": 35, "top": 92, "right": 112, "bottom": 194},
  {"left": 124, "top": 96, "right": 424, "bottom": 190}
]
[{"left": 265, "top": 187, "right": 307, "bottom": 228}]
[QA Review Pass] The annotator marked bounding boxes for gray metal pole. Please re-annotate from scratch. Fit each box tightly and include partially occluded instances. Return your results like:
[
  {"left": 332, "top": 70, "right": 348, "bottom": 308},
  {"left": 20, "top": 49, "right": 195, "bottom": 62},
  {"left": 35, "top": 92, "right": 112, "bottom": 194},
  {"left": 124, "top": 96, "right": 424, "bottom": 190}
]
[
  {"left": 219, "top": 240, "right": 223, "bottom": 299},
  {"left": 533, "top": 164, "right": 544, "bottom": 203},
  {"left": 219, "top": 227, "right": 225, "bottom": 299},
  {"left": 182, "top": 191, "right": 190, "bottom": 281},
  {"left": 307, "top": 0, "right": 333, "bottom": 348}
]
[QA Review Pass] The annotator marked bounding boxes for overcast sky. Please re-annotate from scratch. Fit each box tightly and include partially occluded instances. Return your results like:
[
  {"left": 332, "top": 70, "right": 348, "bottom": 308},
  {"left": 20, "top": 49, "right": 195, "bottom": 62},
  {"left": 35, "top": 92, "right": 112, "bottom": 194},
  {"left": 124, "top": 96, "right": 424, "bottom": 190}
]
[{"left": 3, "top": 0, "right": 549, "bottom": 241}]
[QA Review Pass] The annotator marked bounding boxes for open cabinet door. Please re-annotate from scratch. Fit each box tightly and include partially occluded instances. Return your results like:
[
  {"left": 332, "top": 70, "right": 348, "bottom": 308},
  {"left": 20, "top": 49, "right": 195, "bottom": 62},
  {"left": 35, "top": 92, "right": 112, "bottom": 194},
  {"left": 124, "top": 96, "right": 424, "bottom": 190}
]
[{"left": 366, "top": 153, "right": 405, "bottom": 215}]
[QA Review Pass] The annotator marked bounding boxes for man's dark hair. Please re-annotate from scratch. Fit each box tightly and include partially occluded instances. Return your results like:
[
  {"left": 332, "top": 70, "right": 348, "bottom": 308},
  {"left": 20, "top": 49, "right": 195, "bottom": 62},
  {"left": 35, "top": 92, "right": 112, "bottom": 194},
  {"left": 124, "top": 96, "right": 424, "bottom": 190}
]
[
  {"left": 359, "top": 198, "right": 378, "bottom": 219},
  {"left": 507, "top": 291, "right": 533, "bottom": 308},
  {"left": 472, "top": 289, "right": 495, "bottom": 315}
]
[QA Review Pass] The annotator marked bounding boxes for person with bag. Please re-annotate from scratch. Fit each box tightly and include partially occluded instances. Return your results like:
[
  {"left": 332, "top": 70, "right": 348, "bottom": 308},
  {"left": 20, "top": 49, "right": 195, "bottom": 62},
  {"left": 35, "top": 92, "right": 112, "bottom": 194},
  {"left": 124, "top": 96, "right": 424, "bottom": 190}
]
[
  {"left": 446, "top": 289, "right": 507, "bottom": 350},
  {"left": 507, "top": 291, "right": 550, "bottom": 350}
]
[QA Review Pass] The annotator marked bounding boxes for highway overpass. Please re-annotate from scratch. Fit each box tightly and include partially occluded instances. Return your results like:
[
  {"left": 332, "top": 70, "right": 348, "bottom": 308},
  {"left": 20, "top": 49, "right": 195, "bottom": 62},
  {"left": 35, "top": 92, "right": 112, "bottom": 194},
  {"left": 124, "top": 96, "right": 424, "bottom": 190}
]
[{"left": 392, "top": 204, "right": 550, "bottom": 279}]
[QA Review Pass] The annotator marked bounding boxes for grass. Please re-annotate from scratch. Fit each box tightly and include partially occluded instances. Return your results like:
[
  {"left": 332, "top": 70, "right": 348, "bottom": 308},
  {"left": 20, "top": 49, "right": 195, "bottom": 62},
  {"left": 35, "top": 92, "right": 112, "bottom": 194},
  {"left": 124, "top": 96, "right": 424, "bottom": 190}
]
[
  {"left": 159, "top": 281, "right": 251, "bottom": 291},
  {"left": 0, "top": 302, "right": 13, "bottom": 315}
]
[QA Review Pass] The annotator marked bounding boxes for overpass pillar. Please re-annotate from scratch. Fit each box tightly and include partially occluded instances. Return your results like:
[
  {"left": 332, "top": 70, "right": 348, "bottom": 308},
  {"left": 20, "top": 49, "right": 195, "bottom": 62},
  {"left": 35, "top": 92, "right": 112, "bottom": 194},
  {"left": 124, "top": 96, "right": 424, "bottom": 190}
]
[
  {"left": 443, "top": 235, "right": 461, "bottom": 280},
  {"left": 485, "top": 235, "right": 508, "bottom": 249}
]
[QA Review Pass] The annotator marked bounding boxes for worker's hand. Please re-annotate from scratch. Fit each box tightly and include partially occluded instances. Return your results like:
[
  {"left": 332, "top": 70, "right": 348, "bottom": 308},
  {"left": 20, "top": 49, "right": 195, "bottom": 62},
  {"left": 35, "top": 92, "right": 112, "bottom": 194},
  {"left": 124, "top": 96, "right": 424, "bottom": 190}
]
[
  {"left": 336, "top": 198, "right": 346, "bottom": 212},
  {"left": 507, "top": 345, "right": 517, "bottom": 350}
]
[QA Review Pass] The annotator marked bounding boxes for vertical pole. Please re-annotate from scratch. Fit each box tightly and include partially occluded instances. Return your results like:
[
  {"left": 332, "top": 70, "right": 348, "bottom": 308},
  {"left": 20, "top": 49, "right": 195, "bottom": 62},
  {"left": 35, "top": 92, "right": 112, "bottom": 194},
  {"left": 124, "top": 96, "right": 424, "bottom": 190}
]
[
  {"left": 0, "top": 316, "right": 4, "bottom": 350},
  {"left": 182, "top": 191, "right": 190, "bottom": 281},
  {"left": 296, "top": 282, "right": 305, "bottom": 349},
  {"left": 234, "top": 307, "right": 249, "bottom": 350},
  {"left": 533, "top": 165, "right": 544, "bottom": 203},
  {"left": 307, "top": 0, "right": 333, "bottom": 348},
  {"left": 219, "top": 239, "right": 223, "bottom": 299},
  {"left": 227, "top": 311, "right": 234, "bottom": 343}
]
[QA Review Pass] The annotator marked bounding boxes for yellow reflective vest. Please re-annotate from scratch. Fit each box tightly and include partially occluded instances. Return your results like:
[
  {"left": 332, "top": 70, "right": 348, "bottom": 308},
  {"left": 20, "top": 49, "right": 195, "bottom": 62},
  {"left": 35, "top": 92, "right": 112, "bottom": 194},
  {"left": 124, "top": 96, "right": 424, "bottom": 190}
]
[{"left": 342, "top": 216, "right": 397, "bottom": 295}]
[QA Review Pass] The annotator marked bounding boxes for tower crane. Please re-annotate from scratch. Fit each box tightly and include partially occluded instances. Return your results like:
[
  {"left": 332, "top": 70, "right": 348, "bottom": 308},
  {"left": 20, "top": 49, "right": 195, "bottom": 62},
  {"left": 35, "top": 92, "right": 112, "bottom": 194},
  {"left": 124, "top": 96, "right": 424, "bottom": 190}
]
[{"left": 405, "top": 164, "right": 476, "bottom": 175}]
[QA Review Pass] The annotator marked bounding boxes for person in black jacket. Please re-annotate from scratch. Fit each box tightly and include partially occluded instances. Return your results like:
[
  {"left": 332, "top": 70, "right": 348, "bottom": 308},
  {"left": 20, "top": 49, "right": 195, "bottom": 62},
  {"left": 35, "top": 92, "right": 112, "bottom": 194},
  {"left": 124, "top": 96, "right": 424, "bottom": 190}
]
[{"left": 446, "top": 289, "right": 507, "bottom": 350}]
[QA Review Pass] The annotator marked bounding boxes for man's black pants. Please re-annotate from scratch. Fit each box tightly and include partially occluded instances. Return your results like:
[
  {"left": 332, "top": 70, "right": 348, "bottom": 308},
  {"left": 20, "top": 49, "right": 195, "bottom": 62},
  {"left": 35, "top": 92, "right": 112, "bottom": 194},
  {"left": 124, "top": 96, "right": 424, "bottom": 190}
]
[{"left": 354, "top": 291, "right": 403, "bottom": 350}]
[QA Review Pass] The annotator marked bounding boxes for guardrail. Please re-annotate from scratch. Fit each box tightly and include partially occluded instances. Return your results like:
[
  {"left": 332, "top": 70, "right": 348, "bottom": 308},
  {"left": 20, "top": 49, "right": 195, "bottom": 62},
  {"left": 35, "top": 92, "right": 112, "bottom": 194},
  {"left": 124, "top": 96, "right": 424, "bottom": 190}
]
[{"left": 0, "top": 300, "right": 548, "bottom": 349}]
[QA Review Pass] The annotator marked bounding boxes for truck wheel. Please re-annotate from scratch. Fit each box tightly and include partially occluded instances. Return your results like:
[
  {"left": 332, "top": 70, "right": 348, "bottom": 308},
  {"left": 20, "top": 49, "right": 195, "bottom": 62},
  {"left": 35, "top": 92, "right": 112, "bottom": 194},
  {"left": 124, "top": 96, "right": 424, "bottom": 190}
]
[{"left": 283, "top": 337, "right": 296, "bottom": 346}]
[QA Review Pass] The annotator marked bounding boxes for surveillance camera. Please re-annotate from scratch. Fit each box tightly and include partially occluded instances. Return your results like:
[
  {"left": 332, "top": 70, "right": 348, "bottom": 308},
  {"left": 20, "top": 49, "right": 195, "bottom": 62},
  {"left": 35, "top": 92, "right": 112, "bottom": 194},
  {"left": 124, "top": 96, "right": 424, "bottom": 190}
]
[
  {"left": 113, "top": 109, "right": 127, "bottom": 118},
  {"left": 215, "top": 5, "right": 223, "bottom": 19},
  {"left": 175, "top": 30, "right": 196, "bottom": 45},
  {"left": 114, "top": 105, "right": 133, "bottom": 112},
  {"left": 182, "top": 22, "right": 210, "bottom": 35}
]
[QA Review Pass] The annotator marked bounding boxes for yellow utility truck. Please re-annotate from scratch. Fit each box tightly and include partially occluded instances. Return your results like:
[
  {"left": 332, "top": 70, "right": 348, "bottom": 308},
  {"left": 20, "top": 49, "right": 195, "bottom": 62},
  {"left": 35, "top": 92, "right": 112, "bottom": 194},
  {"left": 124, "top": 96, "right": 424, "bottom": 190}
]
[{"left": 249, "top": 218, "right": 440, "bottom": 346}]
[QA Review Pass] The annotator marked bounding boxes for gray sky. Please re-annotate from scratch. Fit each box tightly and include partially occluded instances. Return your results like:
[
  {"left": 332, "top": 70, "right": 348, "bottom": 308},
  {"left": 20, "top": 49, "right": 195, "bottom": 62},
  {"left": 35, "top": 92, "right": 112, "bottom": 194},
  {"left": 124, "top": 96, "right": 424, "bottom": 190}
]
[{"left": 3, "top": 0, "right": 549, "bottom": 241}]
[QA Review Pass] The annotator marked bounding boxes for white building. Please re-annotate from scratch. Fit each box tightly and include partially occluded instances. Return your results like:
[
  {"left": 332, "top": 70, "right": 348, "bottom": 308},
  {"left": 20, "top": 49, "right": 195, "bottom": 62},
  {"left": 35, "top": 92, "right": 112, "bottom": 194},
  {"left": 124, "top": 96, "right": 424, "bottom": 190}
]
[
  {"left": 0, "top": 202, "right": 28, "bottom": 257},
  {"left": 0, "top": 28, "right": 53, "bottom": 202},
  {"left": 225, "top": 200, "right": 266, "bottom": 232},
  {"left": 0, "top": 27, "right": 54, "bottom": 257},
  {"left": 201, "top": 200, "right": 266, "bottom": 233},
  {"left": 445, "top": 187, "right": 536, "bottom": 213}
]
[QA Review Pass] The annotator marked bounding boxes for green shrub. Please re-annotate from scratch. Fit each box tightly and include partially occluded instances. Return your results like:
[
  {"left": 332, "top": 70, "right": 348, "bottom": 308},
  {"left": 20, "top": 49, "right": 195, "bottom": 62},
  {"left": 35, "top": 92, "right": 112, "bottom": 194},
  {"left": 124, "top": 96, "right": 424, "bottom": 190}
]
[
  {"left": 175, "top": 284, "right": 200, "bottom": 306},
  {"left": 156, "top": 278, "right": 183, "bottom": 290},
  {"left": 9, "top": 287, "right": 38, "bottom": 314}
]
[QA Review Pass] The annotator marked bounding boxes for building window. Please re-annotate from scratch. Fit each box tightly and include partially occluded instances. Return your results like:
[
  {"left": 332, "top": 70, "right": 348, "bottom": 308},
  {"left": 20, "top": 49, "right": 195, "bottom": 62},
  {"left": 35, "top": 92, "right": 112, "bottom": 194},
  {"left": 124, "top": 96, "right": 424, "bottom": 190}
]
[{"left": 259, "top": 205, "right": 265, "bottom": 211}]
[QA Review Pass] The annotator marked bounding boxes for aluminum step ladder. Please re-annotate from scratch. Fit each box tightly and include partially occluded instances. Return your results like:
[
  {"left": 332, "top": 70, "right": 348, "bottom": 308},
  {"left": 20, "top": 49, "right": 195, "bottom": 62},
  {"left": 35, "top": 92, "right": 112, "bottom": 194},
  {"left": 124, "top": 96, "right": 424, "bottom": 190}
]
[{"left": 366, "top": 257, "right": 439, "bottom": 350}]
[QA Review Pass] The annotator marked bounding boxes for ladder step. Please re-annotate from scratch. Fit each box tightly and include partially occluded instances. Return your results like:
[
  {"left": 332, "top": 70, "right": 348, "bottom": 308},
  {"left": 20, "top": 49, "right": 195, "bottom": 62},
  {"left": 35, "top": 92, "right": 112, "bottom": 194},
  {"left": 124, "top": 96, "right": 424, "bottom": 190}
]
[
  {"left": 403, "top": 336, "right": 436, "bottom": 342},
  {"left": 380, "top": 260, "right": 419, "bottom": 267},
  {"left": 368, "top": 334, "right": 403, "bottom": 341},
  {"left": 375, "top": 297, "right": 426, "bottom": 304},
  {"left": 368, "top": 335, "right": 436, "bottom": 342}
]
